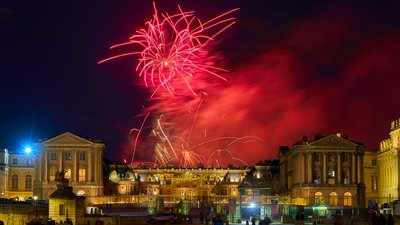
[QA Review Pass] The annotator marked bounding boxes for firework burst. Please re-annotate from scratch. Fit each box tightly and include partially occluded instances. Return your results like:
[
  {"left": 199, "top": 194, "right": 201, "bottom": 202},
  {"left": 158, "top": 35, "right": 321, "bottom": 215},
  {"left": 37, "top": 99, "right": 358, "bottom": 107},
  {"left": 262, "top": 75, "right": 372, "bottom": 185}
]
[{"left": 99, "top": 2, "right": 239, "bottom": 97}]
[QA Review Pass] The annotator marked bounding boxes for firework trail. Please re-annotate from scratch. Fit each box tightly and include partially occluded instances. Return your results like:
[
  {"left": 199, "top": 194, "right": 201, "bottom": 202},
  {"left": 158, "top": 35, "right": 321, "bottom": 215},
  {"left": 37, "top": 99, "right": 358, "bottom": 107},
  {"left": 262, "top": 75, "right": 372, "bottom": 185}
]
[
  {"left": 99, "top": 2, "right": 239, "bottom": 97},
  {"left": 131, "top": 112, "right": 262, "bottom": 168}
]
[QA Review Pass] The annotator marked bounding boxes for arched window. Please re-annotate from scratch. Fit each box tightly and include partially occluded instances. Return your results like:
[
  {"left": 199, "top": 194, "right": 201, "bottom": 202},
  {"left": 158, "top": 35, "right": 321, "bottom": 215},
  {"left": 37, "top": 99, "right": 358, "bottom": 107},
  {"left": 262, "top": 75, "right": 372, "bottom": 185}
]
[
  {"left": 315, "top": 192, "right": 323, "bottom": 204},
  {"left": 77, "top": 190, "right": 86, "bottom": 196},
  {"left": 344, "top": 192, "right": 352, "bottom": 206},
  {"left": 329, "top": 192, "right": 338, "bottom": 206},
  {"left": 25, "top": 174, "right": 32, "bottom": 190},
  {"left": 12, "top": 174, "right": 18, "bottom": 190}
]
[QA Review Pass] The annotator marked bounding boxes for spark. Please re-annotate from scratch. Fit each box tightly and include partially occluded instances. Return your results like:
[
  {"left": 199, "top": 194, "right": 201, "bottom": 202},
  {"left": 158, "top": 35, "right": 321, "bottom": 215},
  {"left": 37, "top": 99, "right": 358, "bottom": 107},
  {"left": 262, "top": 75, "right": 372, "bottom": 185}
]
[
  {"left": 99, "top": 2, "right": 239, "bottom": 97},
  {"left": 129, "top": 112, "right": 150, "bottom": 165}
]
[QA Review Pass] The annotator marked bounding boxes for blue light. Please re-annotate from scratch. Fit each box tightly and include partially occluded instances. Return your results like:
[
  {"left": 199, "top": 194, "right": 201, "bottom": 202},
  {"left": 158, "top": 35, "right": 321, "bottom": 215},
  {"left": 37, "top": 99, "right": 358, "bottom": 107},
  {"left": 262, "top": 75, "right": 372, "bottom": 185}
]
[{"left": 24, "top": 147, "right": 32, "bottom": 154}]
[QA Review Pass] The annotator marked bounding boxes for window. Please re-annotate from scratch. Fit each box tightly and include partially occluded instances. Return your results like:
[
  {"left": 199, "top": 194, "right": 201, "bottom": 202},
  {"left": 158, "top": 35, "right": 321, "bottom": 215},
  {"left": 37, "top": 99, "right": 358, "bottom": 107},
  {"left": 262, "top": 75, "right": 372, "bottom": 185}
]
[
  {"left": 65, "top": 152, "right": 71, "bottom": 160},
  {"left": 12, "top": 158, "right": 18, "bottom": 165},
  {"left": 344, "top": 192, "right": 352, "bottom": 206},
  {"left": 50, "top": 168, "right": 57, "bottom": 182},
  {"left": 328, "top": 169, "right": 335, "bottom": 184},
  {"left": 64, "top": 169, "right": 72, "bottom": 179},
  {"left": 343, "top": 169, "right": 350, "bottom": 184},
  {"left": 329, "top": 192, "right": 338, "bottom": 206},
  {"left": 79, "top": 152, "right": 86, "bottom": 160},
  {"left": 25, "top": 174, "right": 32, "bottom": 190},
  {"left": 315, "top": 192, "right": 323, "bottom": 204},
  {"left": 314, "top": 169, "right": 321, "bottom": 184},
  {"left": 12, "top": 174, "right": 18, "bottom": 190},
  {"left": 313, "top": 153, "right": 320, "bottom": 162},
  {"left": 79, "top": 169, "right": 86, "bottom": 182},
  {"left": 342, "top": 153, "right": 350, "bottom": 162},
  {"left": 328, "top": 153, "right": 335, "bottom": 162},
  {"left": 372, "top": 175, "right": 378, "bottom": 191},
  {"left": 372, "top": 159, "right": 377, "bottom": 166},
  {"left": 59, "top": 204, "right": 65, "bottom": 215},
  {"left": 50, "top": 152, "right": 57, "bottom": 160},
  {"left": 26, "top": 157, "right": 31, "bottom": 165}
]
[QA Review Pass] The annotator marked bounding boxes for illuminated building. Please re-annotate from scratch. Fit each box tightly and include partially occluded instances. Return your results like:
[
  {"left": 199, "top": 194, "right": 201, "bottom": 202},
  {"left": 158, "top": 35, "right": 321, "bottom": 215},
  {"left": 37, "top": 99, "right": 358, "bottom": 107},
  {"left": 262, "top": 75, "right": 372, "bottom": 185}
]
[
  {"left": 3, "top": 127, "right": 400, "bottom": 223},
  {"left": 0, "top": 147, "right": 35, "bottom": 200},
  {"left": 32, "top": 132, "right": 105, "bottom": 201},
  {"left": 363, "top": 150, "right": 378, "bottom": 209},
  {"left": 377, "top": 118, "right": 400, "bottom": 209},
  {"left": 279, "top": 133, "right": 365, "bottom": 219}
]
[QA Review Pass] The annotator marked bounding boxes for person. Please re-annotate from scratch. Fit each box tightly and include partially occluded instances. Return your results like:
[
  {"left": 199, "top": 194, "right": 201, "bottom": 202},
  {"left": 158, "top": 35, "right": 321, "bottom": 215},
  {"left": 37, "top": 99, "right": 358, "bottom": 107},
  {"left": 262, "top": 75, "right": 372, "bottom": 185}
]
[
  {"left": 386, "top": 214, "right": 394, "bottom": 225},
  {"left": 265, "top": 216, "right": 271, "bottom": 225},
  {"left": 295, "top": 213, "right": 300, "bottom": 225},
  {"left": 378, "top": 214, "right": 386, "bottom": 225},
  {"left": 312, "top": 212, "right": 317, "bottom": 225},
  {"left": 251, "top": 217, "right": 256, "bottom": 225}
]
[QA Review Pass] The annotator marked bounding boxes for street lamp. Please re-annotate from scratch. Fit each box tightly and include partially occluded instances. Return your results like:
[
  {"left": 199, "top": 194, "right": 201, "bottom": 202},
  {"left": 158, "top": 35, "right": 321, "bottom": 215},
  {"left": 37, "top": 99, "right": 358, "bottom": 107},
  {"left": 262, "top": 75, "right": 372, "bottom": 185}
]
[
  {"left": 24, "top": 146, "right": 32, "bottom": 154},
  {"left": 33, "top": 196, "right": 38, "bottom": 219}
]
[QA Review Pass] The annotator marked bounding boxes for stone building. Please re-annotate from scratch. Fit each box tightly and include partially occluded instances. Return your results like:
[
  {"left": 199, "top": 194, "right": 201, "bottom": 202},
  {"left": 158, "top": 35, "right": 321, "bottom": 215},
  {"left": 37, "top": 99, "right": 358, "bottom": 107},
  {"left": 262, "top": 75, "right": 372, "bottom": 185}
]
[
  {"left": 33, "top": 132, "right": 105, "bottom": 201},
  {"left": 377, "top": 118, "right": 400, "bottom": 207},
  {"left": 279, "top": 133, "right": 365, "bottom": 217},
  {"left": 0, "top": 147, "right": 35, "bottom": 200},
  {"left": 363, "top": 150, "right": 378, "bottom": 209}
]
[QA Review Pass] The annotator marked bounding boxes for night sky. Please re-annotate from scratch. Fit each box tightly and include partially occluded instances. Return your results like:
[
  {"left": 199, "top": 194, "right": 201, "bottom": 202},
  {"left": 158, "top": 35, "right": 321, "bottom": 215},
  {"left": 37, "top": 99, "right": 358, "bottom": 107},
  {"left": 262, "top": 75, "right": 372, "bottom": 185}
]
[{"left": 1, "top": 1, "right": 400, "bottom": 166}]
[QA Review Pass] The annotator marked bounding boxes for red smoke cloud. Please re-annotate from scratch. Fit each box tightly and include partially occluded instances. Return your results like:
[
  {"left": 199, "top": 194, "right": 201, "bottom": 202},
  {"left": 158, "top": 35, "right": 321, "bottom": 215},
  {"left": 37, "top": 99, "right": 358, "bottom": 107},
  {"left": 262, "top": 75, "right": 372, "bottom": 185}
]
[{"left": 120, "top": 1, "right": 400, "bottom": 166}]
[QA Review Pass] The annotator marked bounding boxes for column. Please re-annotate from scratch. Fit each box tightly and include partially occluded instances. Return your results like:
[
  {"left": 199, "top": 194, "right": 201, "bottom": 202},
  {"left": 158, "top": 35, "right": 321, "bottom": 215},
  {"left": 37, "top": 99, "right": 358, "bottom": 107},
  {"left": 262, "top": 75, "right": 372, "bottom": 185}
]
[
  {"left": 88, "top": 151, "right": 92, "bottom": 183},
  {"left": 337, "top": 153, "right": 341, "bottom": 184},
  {"left": 351, "top": 153, "right": 356, "bottom": 184},
  {"left": 73, "top": 151, "right": 78, "bottom": 182},
  {"left": 94, "top": 150, "right": 98, "bottom": 184},
  {"left": 59, "top": 151, "right": 63, "bottom": 171},
  {"left": 300, "top": 153, "right": 305, "bottom": 183},
  {"left": 44, "top": 151, "right": 48, "bottom": 182},
  {"left": 307, "top": 153, "right": 313, "bottom": 183},
  {"left": 323, "top": 153, "right": 327, "bottom": 183}
]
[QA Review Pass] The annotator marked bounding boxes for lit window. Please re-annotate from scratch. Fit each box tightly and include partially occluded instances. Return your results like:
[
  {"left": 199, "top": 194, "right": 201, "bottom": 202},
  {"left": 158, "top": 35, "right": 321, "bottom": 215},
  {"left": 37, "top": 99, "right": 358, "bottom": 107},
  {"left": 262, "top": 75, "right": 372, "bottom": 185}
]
[
  {"left": 12, "top": 158, "right": 18, "bottom": 165},
  {"left": 25, "top": 174, "right": 32, "bottom": 190},
  {"left": 50, "top": 152, "right": 57, "bottom": 160},
  {"left": 65, "top": 152, "right": 71, "bottom": 160},
  {"left": 329, "top": 192, "right": 338, "bottom": 206},
  {"left": 59, "top": 204, "right": 65, "bottom": 215},
  {"left": 12, "top": 174, "right": 18, "bottom": 190},
  {"left": 328, "top": 169, "right": 335, "bottom": 184},
  {"left": 79, "top": 152, "right": 86, "bottom": 160},
  {"left": 344, "top": 192, "right": 352, "bottom": 206},
  {"left": 315, "top": 192, "right": 323, "bottom": 204},
  {"left": 65, "top": 169, "right": 71, "bottom": 179},
  {"left": 50, "top": 168, "right": 57, "bottom": 182},
  {"left": 79, "top": 169, "right": 86, "bottom": 182}
]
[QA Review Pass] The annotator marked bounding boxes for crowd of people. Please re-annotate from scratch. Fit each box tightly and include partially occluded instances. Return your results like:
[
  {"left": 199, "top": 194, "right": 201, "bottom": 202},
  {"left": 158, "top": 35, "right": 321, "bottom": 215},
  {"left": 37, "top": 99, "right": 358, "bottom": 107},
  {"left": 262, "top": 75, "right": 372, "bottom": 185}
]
[{"left": 370, "top": 213, "right": 394, "bottom": 225}]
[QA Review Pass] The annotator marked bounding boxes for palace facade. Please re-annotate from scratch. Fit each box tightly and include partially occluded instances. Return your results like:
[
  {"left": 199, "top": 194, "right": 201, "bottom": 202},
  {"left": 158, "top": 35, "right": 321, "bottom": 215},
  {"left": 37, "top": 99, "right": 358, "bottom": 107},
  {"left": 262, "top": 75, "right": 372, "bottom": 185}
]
[{"left": 1, "top": 118, "right": 400, "bottom": 223}]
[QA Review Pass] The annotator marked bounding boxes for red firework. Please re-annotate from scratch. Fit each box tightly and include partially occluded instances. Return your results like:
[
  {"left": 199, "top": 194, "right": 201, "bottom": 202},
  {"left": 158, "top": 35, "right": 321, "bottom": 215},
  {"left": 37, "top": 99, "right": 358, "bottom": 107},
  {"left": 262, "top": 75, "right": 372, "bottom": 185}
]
[{"left": 99, "top": 2, "right": 239, "bottom": 97}]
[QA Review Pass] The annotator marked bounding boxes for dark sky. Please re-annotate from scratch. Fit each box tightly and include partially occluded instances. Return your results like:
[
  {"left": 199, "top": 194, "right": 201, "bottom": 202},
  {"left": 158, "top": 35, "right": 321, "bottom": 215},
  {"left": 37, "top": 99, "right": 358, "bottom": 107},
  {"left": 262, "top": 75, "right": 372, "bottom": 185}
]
[{"left": 1, "top": 0, "right": 400, "bottom": 165}]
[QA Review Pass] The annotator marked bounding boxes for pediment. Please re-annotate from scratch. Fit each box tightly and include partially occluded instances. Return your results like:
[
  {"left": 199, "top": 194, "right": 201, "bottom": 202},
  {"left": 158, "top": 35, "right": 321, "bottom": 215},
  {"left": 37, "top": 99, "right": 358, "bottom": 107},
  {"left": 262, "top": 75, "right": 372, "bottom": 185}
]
[
  {"left": 42, "top": 132, "right": 94, "bottom": 145},
  {"left": 310, "top": 135, "right": 358, "bottom": 148}
]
